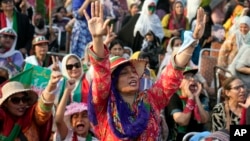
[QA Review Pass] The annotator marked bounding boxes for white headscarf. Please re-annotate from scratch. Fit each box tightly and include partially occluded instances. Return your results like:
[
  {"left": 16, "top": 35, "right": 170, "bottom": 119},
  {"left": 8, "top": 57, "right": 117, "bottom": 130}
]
[
  {"left": 0, "top": 27, "right": 18, "bottom": 58},
  {"left": 133, "top": 0, "right": 164, "bottom": 41},
  {"left": 228, "top": 16, "right": 250, "bottom": 47},
  {"left": 61, "top": 54, "right": 83, "bottom": 80}
]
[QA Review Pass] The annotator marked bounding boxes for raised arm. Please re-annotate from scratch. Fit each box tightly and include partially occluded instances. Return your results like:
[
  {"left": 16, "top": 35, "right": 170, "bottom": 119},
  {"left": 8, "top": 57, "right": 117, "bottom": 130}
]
[
  {"left": 174, "top": 7, "right": 206, "bottom": 69},
  {"left": 55, "top": 79, "right": 76, "bottom": 140},
  {"left": 35, "top": 56, "right": 62, "bottom": 125},
  {"left": 84, "top": 1, "right": 110, "bottom": 57}
]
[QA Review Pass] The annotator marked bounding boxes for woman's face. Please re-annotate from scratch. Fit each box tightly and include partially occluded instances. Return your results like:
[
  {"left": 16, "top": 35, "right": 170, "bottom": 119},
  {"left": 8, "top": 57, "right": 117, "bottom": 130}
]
[
  {"left": 147, "top": 4, "right": 156, "bottom": 15},
  {"left": 0, "top": 34, "right": 15, "bottom": 52},
  {"left": 110, "top": 44, "right": 124, "bottom": 57},
  {"left": 66, "top": 57, "right": 82, "bottom": 79},
  {"left": 34, "top": 43, "right": 48, "bottom": 57},
  {"left": 171, "top": 38, "right": 182, "bottom": 53},
  {"left": 117, "top": 65, "right": 139, "bottom": 94},
  {"left": 3, "top": 93, "right": 30, "bottom": 117},
  {"left": 225, "top": 79, "right": 246, "bottom": 103},
  {"left": 239, "top": 23, "right": 250, "bottom": 35},
  {"left": 130, "top": 4, "right": 139, "bottom": 16},
  {"left": 71, "top": 111, "right": 90, "bottom": 137},
  {"left": 174, "top": 2, "right": 184, "bottom": 15},
  {"left": 0, "top": 0, "right": 14, "bottom": 11}
]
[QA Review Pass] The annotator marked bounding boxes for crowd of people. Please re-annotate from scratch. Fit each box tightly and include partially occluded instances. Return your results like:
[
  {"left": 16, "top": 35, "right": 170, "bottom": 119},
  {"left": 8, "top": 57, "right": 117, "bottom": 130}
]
[{"left": 1, "top": 0, "right": 250, "bottom": 140}]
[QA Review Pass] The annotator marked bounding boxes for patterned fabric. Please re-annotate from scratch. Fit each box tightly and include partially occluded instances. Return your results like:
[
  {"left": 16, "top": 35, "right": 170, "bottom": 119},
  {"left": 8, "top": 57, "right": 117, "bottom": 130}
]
[
  {"left": 88, "top": 46, "right": 183, "bottom": 140},
  {"left": 212, "top": 103, "right": 240, "bottom": 132},
  {"left": 70, "top": 11, "right": 92, "bottom": 58}
]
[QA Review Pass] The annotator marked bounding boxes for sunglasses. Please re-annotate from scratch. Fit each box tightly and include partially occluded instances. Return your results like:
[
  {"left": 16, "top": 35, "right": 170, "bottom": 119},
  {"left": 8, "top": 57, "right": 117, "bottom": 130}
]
[
  {"left": 1, "top": 0, "right": 12, "bottom": 3},
  {"left": 9, "top": 96, "right": 30, "bottom": 104},
  {"left": 1, "top": 35, "right": 15, "bottom": 40},
  {"left": 66, "top": 62, "right": 81, "bottom": 70}
]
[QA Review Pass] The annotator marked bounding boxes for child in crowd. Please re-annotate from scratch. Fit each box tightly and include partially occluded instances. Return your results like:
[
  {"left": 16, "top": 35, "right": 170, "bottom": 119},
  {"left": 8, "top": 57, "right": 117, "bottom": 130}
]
[{"left": 55, "top": 79, "right": 98, "bottom": 141}]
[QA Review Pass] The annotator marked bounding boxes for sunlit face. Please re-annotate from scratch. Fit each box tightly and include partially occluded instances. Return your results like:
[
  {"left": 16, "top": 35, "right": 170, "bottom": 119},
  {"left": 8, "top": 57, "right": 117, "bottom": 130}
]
[
  {"left": 174, "top": 2, "right": 184, "bottom": 15},
  {"left": 130, "top": 4, "right": 139, "bottom": 16},
  {"left": 117, "top": 65, "right": 139, "bottom": 94},
  {"left": 71, "top": 111, "right": 90, "bottom": 137},
  {"left": 0, "top": 0, "right": 14, "bottom": 11},
  {"left": 110, "top": 44, "right": 124, "bottom": 57},
  {"left": 3, "top": 93, "right": 29, "bottom": 117},
  {"left": 239, "top": 23, "right": 250, "bottom": 35},
  {"left": 34, "top": 43, "right": 48, "bottom": 57},
  {"left": 225, "top": 79, "right": 246, "bottom": 103},
  {"left": 0, "top": 34, "right": 15, "bottom": 52},
  {"left": 66, "top": 57, "right": 82, "bottom": 79}
]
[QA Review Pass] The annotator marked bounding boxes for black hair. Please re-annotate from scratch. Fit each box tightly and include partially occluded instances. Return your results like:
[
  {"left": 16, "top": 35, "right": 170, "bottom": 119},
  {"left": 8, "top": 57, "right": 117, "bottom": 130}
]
[
  {"left": 109, "top": 39, "right": 124, "bottom": 50},
  {"left": 138, "top": 51, "right": 150, "bottom": 60},
  {"left": 56, "top": 6, "right": 67, "bottom": 13}
]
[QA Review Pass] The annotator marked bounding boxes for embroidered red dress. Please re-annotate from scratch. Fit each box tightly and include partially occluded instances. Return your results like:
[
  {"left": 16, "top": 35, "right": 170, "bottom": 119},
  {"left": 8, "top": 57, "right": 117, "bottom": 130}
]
[{"left": 88, "top": 46, "right": 183, "bottom": 141}]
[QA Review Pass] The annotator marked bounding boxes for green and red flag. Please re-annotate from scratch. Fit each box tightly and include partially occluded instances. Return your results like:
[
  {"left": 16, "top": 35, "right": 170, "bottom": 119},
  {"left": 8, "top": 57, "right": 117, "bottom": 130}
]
[{"left": 7, "top": 63, "right": 51, "bottom": 96}]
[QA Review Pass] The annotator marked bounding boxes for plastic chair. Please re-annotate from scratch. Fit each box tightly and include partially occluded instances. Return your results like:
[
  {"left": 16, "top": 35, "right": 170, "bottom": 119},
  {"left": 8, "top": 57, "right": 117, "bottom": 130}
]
[
  {"left": 198, "top": 48, "right": 220, "bottom": 87},
  {"left": 182, "top": 132, "right": 199, "bottom": 141},
  {"left": 45, "top": 25, "right": 62, "bottom": 48}
]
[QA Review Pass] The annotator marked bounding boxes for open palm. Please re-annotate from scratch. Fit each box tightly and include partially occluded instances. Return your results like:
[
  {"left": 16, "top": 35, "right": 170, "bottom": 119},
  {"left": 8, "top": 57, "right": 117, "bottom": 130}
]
[
  {"left": 84, "top": 1, "right": 110, "bottom": 37},
  {"left": 193, "top": 7, "right": 206, "bottom": 39}
]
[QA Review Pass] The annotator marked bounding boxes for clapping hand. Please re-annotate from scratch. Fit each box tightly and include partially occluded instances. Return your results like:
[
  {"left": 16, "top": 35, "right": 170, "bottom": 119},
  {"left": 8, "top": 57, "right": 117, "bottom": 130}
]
[
  {"left": 83, "top": 1, "right": 110, "bottom": 38},
  {"left": 192, "top": 7, "right": 206, "bottom": 40}
]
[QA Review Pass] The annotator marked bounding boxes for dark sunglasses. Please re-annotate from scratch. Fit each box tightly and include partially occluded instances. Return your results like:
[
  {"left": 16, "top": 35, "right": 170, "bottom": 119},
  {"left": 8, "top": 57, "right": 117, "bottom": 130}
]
[
  {"left": 2, "top": 35, "right": 15, "bottom": 40},
  {"left": 9, "top": 96, "right": 30, "bottom": 104},
  {"left": 1, "top": 0, "right": 13, "bottom": 3},
  {"left": 66, "top": 62, "right": 81, "bottom": 70}
]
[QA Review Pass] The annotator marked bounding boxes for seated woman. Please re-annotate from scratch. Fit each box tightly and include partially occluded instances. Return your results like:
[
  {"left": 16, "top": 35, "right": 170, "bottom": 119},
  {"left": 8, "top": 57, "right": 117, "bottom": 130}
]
[
  {"left": 55, "top": 54, "right": 92, "bottom": 105},
  {"left": 0, "top": 27, "right": 23, "bottom": 77},
  {"left": 0, "top": 62, "right": 62, "bottom": 140},
  {"left": 218, "top": 16, "right": 250, "bottom": 69},
  {"left": 161, "top": 0, "right": 190, "bottom": 47},
  {"left": 211, "top": 76, "right": 247, "bottom": 132},
  {"left": 84, "top": 1, "right": 206, "bottom": 140},
  {"left": 108, "top": 39, "right": 125, "bottom": 58},
  {"left": 164, "top": 67, "right": 210, "bottom": 141},
  {"left": 25, "top": 36, "right": 53, "bottom": 68}
]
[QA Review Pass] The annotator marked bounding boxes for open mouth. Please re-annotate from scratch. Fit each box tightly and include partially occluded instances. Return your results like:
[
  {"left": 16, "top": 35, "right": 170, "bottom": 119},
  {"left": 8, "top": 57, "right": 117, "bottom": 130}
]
[
  {"left": 76, "top": 123, "right": 85, "bottom": 130},
  {"left": 189, "top": 83, "right": 198, "bottom": 92},
  {"left": 129, "top": 80, "right": 137, "bottom": 86}
]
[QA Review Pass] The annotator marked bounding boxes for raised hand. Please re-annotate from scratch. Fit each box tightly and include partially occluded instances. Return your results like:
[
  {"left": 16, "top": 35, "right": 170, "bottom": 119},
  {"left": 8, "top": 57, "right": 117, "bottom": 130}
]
[
  {"left": 192, "top": 7, "right": 206, "bottom": 40},
  {"left": 51, "top": 56, "right": 60, "bottom": 72},
  {"left": 66, "top": 79, "right": 76, "bottom": 92},
  {"left": 104, "top": 24, "right": 117, "bottom": 46},
  {"left": 83, "top": 1, "right": 110, "bottom": 37},
  {"left": 239, "top": 95, "right": 250, "bottom": 108},
  {"left": 50, "top": 71, "right": 62, "bottom": 85}
]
